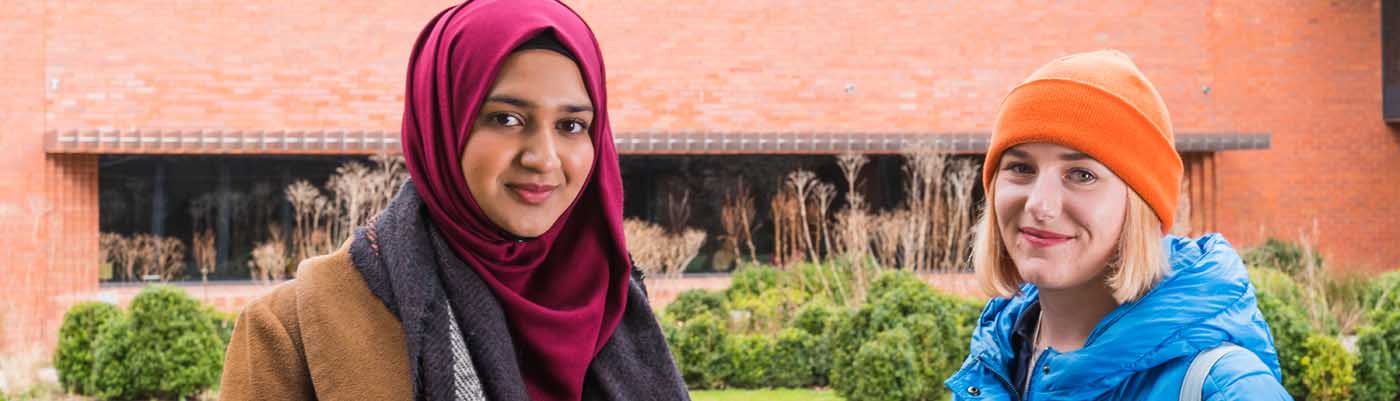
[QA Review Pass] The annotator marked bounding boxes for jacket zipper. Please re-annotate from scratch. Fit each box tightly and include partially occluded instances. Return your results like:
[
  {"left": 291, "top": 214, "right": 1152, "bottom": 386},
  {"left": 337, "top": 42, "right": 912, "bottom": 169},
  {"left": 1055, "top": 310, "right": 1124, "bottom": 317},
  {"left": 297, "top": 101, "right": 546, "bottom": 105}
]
[{"left": 975, "top": 355, "right": 1023, "bottom": 401}]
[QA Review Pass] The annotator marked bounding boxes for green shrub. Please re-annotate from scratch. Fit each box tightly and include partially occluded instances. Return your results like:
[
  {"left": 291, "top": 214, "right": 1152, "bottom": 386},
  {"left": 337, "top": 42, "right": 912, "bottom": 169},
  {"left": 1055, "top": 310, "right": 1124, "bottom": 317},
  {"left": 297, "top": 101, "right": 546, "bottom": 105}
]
[
  {"left": 91, "top": 285, "right": 225, "bottom": 400},
  {"left": 725, "top": 334, "right": 777, "bottom": 389},
  {"left": 54, "top": 302, "right": 121, "bottom": 395},
  {"left": 904, "top": 313, "right": 969, "bottom": 394},
  {"left": 1244, "top": 237, "right": 1321, "bottom": 277},
  {"left": 1256, "top": 286, "right": 1316, "bottom": 399},
  {"left": 669, "top": 314, "right": 731, "bottom": 389},
  {"left": 1251, "top": 267, "right": 1307, "bottom": 309},
  {"left": 790, "top": 262, "right": 856, "bottom": 305},
  {"left": 1354, "top": 310, "right": 1400, "bottom": 401},
  {"left": 867, "top": 270, "right": 931, "bottom": 302},
  {"left": 1252, "top": 267, "right": 1329, "bottom": 399},
  {"left": 729, "top": 287, "right": 809, "bottom": 333},
  {"left": 829, "top": 270, "right": 977, "bottom": 400},
  {"left": 665, "top": 289, "right": 726, "bottom": 324},
  {"left": 785, "top": 302, "right": 836, "bottom": 386},
  {"left": 206, "top": 307, "right": 238, "bottom": 347},
  {"left": 660, "top": 263, "right": 984, "bottom": 393},
  {"left": 1298, "top": 335, "right": 1357, "bottom": 401},
  {"left": 847, "top": 328, "right": 922, "bottom": 401},
  {"left": 1365, "top": 271, "right": 1400, "bottom": 314},
  {"left": 792, "top": 302, "right": 835, "bottom": 337},
  {"left": 827, "top": 297, "right": 892, "bottom": 396},
  {"left": 726, "top": 265, "right": 780, "bottom": 303},
  {"left": 770, "top": 328, "right": 820, "bottom": 388}
]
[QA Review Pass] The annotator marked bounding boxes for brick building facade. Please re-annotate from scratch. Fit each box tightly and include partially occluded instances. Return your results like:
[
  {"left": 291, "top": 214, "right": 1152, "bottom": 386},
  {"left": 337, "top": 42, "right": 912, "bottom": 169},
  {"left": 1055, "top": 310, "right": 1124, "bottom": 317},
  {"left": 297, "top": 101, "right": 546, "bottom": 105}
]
[{"left": 1, "top": 1, "right": 1396, "bottom": 354}]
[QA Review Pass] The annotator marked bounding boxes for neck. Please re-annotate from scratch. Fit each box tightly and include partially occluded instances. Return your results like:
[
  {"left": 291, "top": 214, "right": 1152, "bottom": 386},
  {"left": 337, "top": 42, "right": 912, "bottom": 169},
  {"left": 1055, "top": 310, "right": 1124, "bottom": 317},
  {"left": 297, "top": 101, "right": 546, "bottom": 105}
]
[{"left": 1036, "top": 277, "right": 1118, "bottom": 353}]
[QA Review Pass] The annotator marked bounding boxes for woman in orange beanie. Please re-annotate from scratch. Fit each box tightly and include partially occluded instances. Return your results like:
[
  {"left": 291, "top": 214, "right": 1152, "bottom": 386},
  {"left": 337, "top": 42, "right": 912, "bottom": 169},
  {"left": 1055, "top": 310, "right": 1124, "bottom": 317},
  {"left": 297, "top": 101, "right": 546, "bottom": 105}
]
[{"left": 943, "top": 50, "right": 1291, "bottom": 400}]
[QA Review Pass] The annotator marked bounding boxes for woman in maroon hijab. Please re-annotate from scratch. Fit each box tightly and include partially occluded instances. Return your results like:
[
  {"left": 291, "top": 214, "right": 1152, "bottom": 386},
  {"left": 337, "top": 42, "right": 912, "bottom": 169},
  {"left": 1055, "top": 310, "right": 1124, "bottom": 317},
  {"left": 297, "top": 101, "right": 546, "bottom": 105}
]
[{"left": 219, "top": 1, "right": 689, "bottom": 400}]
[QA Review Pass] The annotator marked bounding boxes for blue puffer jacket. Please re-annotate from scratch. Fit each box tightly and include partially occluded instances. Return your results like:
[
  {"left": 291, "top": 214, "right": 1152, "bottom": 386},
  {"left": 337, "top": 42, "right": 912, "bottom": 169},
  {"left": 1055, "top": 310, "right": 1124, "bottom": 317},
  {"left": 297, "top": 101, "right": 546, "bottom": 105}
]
[{"left": 944, "top": 234, "right": 1292, "bottom": 400}]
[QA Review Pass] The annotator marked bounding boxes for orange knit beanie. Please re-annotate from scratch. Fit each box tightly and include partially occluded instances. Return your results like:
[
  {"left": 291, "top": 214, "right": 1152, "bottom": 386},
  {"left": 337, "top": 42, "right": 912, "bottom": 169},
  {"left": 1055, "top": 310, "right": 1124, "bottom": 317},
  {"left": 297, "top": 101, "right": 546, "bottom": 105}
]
[{"left": 984, "top": 50, "right": 1183, "bottom": 234}]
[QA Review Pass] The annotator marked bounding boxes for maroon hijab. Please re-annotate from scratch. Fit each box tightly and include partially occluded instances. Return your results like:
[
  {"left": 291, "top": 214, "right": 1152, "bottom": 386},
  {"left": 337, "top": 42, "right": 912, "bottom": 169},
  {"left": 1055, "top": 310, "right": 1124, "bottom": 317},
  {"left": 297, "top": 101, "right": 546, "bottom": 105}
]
[{"left": 399, "top": 1, "right": 630, "bottom": 400}]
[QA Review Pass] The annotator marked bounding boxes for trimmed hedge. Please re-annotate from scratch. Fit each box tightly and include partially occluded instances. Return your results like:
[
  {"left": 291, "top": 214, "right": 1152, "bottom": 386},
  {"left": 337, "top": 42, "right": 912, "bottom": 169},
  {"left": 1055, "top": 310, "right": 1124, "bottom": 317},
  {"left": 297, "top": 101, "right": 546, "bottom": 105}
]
[
  {"left": 792, "top": 302, "right": 835, "bottom": 338},
  {"left": 828, "top": 271, "right": 978, "bottom": 401},
  {"left": 670, "top": 314, "right": 731, "bottom": 389},
  {"left": 770, "top": 328, "right": 821, "bottom": 388},
  {"left": 54, "top": 302, "right": 122, "bottom": 395},
  {"left": 726, "top": 265, "right": 780, "bottom": 303},
  {"left": 665, "top": 289, "right": 726, "bottom": 324},
  {"left": 847, "top": 328, "right": 922, "bottom": 401},
  {"left": 90, "top": 286, "right": 225, "bottom": 400},
  {"left": 663, "top": 265, "right": 983, "bottom": 397},
  {"left": 725, "top": 334, "right": 777, "bottom": 389}
]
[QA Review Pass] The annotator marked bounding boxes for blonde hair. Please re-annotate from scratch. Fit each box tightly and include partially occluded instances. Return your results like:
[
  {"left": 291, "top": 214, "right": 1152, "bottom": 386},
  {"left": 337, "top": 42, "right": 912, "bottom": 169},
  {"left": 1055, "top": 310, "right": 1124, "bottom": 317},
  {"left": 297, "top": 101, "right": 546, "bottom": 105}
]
[{"left": 972, "top": 170, "right": 1168, "bottom": 303}]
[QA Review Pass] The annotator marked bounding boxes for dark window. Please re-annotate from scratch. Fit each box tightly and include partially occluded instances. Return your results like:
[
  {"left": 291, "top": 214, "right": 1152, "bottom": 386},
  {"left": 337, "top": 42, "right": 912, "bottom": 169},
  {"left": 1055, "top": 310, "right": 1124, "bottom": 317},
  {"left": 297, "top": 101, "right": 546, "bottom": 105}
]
[
  {"left": 99, "top": 155, "right": 365, "bottom": 282},
  {"left": 1386, "top": 0, "right": 1400, "bottom": 122}
]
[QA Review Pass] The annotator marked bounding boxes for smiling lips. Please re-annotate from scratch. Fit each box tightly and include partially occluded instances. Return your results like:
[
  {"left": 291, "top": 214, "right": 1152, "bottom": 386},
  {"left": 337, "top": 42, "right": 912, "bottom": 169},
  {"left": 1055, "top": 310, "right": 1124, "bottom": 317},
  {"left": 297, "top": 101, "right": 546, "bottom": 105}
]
[
  {"left": 1019, "top": 226, "right": 1075, "bottom": 248},
  {"left": 506, "top": 183, "right": 558, "bottom": 205}
]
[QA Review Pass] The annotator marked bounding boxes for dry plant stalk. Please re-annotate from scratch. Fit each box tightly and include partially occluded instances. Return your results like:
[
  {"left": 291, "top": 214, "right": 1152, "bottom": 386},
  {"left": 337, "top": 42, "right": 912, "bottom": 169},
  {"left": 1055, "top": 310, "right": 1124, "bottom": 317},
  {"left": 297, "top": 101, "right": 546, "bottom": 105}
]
[
  {"left": 99, "top": 233, "right": 126, "bottom": 280},
  {"left": 249, "top": 227, "right": 289, "bottom": 283},
  {"left": 113, "top": 234, "right": 144, "bottom": 282},
  {"left": 835, "top": 153, "right": 872, "bottom": 298},
  {"left": 133, "top": 234, "right": 186, "bottom": 282},
  {"left": 286, "top": 180, "right": 332, "bottom": 263},
  {"left": 193, "top": 229, "right": 216, "bottom": 294},
  {"left": 664, "top": 187, "right": 693, "bottom": 235},
  {"left": 624, "top": 219, "right": 667, "bottom": 278},
  {"left": 812, "top": 182, "right": 837, "bottom": 260},
  {"left": 901, "top": 152, "right": 947, "bottom": 271},
  {"left": 661, "top": 229, "right": 706, "bottom": 278},
  {"left": 871, "top": 210, "right": 907, "bottom": 270},
  {"left": 786, "top": 170, "right": 821, "bottom": 264},
  {"left": 720, "top": 178, "right": 758, "bottom": 265},
  {"left": 836, "top": 153, "right": 869, "bottom": 208},
  {"left": 623, "top": 219, "right": 705, "bottom": 278},
  {"left": 940, "top": 159, "right": 979, "bottom": 271},
  {"left": 1294, "top": 218, "right": 1366, "bottom": 335},
  {"left": 286, "top": 155, "right": 407, "bottom": 267},
  {"left": 770, "top": 189, "right": 801, "bottom": 267}
]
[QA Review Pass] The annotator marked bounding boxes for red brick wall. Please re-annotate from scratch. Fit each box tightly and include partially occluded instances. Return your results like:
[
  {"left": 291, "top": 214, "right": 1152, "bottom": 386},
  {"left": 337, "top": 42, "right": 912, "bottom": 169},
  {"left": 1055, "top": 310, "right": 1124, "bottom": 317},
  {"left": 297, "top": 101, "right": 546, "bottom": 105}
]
[
  {"left": 3, "top": 0, "right": 1398, "bottom": 354},
  {"left": 0, "top": 0, "right": 85, "bottom": 355},
  {"left": 1206, "top": 1, "right": 1400, "bottom": 273}
]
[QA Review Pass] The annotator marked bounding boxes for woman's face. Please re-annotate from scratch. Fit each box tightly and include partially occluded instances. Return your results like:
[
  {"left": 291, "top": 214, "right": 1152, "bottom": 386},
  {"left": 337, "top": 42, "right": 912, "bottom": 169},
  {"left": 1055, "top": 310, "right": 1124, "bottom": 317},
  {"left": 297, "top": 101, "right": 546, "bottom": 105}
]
[
  {"left": 994, "top": 143, "right": 1128, "bottom": 291},
  {"left": 461, "top": 49, "right": 595, "bottom": 238}
]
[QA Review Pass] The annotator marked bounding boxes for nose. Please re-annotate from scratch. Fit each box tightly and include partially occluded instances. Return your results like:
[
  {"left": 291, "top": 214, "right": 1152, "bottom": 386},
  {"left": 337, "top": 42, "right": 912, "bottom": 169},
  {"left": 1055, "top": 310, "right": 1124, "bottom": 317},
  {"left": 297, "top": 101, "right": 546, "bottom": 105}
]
[
  {"left": 1024, "top": 173, "right": 1062, "bottom": 223},
  {"left": 517, "top": 123, "right": 561, "bottom": 173}
]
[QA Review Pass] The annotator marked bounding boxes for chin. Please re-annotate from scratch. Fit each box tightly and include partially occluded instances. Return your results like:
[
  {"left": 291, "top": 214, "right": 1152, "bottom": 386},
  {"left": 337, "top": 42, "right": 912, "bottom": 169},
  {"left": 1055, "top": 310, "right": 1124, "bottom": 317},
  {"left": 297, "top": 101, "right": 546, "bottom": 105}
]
[{"left": 506, "top": 226, "right": 547, "bottom": 238}]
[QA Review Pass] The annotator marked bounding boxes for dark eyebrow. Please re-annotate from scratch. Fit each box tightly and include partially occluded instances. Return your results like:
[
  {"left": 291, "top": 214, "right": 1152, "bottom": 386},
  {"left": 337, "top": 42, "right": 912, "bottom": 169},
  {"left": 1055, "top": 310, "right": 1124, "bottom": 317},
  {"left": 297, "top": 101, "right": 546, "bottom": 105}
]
[
  {"left": 485, "top": 95, "right": 593, "bottom": 114},
  {"left": 485, "top": 95, "right": 533, "bottom": 109},
  {"left": 561, "top": 103, "right": 594, "bottom": 114},
  {"left": 1004, "top": 149, "right": 1030, "bottom": 159}
]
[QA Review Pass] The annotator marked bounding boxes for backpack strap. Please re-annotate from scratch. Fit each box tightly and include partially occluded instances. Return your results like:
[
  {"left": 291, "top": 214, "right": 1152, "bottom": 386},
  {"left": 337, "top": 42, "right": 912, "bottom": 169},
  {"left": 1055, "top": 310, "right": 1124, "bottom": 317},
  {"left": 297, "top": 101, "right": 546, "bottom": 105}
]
[{"left": 1179, "top": 343, "right": 1249, "bottom": 401}]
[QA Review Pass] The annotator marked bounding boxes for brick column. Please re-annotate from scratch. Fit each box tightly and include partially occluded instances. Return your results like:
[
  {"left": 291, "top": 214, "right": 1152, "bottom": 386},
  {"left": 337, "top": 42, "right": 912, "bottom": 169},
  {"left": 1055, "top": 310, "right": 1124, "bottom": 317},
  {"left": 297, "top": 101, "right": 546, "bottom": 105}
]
[{"left": 0, "top": 1, "right": 101, "bottom": 354}]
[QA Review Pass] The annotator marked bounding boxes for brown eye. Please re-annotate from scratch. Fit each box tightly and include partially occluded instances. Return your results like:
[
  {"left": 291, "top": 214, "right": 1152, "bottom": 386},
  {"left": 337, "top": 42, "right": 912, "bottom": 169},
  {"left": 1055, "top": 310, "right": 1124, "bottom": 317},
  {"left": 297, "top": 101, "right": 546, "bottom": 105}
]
[
  {"left": 557, "top": 119, "right": 589, "bottom": 135},
  {"left": 489, "top": 113, "right": 523, "bottom": 127}
]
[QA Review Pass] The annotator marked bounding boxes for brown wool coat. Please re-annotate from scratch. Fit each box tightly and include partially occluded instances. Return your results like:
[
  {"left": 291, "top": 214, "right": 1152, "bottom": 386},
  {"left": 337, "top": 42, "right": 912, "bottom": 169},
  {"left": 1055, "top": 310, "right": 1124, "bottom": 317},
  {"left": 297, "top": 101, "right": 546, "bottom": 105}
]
[{"left": 220, "top": 240, "right": 415, "bottom": 400}]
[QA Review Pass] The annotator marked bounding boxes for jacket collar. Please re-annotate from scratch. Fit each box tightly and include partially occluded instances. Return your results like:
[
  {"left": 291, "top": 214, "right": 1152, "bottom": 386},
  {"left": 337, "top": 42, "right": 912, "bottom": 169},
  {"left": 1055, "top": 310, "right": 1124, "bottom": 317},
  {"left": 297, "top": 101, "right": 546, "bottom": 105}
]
[{"left": 948, "top": 234, "right": 1281, "bottom": 400}]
